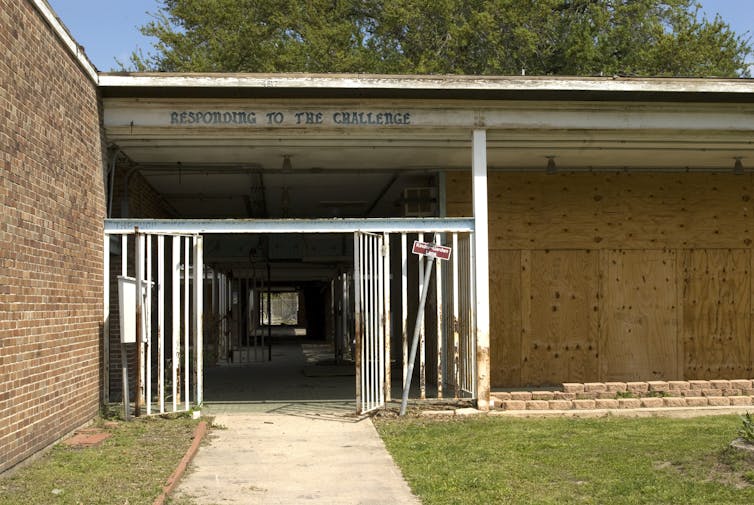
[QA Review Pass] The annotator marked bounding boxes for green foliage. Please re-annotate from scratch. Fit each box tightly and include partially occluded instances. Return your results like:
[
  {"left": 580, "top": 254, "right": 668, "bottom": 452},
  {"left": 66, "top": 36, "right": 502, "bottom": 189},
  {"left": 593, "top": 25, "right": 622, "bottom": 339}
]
[
  {"left": 125, "top": 0, "right": 751, "bottom": 77},
  {"left": 740, "top": 412, "right": 754, "bottom": 443}
]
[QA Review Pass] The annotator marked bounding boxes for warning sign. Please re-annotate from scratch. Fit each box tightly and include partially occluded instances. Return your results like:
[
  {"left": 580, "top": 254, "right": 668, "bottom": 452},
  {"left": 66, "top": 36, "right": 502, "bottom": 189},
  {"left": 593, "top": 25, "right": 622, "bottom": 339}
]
[{"left": 412, "top": 241, "right": 452, "bottom": 260}]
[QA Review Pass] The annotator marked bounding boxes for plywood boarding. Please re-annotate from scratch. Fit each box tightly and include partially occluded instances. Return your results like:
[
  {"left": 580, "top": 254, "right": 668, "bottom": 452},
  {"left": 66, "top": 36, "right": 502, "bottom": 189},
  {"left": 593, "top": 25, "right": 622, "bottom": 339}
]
[
  {"left": 446, "top": 171, "right": 753, "bottom": 250},
  {"left": 682, "top": 249, "right": 751, "bottom": 379},
  {"left": 521, "top": 250, "right": 600, "bottom": 386},
  {"left": 489, "top": 250, "right": 522, "bottom": 387},
  {"left": 600, "top": 250, "right": 679, "bottom": 382}
]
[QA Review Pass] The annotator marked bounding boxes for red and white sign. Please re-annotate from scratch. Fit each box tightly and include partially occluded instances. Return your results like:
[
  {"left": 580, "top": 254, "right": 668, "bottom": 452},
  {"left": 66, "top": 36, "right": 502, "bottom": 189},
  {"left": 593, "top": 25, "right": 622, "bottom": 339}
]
[{"left": 412, "top": 241, "right": 452, "bottom": 260}]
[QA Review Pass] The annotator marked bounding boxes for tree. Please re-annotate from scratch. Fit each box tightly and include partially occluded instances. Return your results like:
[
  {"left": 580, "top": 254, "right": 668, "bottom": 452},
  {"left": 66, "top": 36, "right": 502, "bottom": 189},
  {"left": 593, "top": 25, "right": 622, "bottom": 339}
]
[{"left": 126, "top": 0, "right": 751, "bottom": 77}]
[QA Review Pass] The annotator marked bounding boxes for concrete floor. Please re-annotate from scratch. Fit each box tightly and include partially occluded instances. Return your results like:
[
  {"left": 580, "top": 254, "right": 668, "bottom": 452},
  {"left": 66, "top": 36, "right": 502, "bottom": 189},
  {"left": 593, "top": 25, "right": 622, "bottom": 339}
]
[{"left": 174, "top": 344, "right": 421, "bottom": 504}]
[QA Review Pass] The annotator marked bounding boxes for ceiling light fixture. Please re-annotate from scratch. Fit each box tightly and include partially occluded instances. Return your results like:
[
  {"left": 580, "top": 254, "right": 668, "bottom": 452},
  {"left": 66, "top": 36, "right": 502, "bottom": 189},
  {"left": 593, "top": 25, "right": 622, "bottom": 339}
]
[
  {"left": 734, "top": 157, "right": 744, "bottom": 175},
  {"left": 546, "top": 156, "right": 557, "bottom": 175},
  {"left": 282, "top": 155, "right": 292, "bottom": 172}
]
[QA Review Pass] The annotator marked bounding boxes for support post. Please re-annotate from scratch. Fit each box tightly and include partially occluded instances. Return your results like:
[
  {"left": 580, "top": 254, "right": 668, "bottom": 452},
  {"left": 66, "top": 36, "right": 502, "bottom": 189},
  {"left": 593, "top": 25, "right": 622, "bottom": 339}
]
[
  {"left": 134, "top": 232, "right": 144, "bottom": 417},
  {"left": 400, "top": 256, "right": 435, "bottom": 416},
  {"left": 354, "top": 233, "right": 363, "bottom": 413},
  {"left": 472, "top": 129, "right": 491, "bottom": 411},
  {"left": 194, "top": 235, "right": 204, "bottom": 405},
  {"left": 103, "top": 234, "right": 110, "bottom": 405},
  {"left": 121, "top": 235, "right": 130, "bottom": 420},
  {"left": 172, "top": 236, "right": 180, "bottom": 412},
  {"left": 158, "top": 236, "right": 165, "bottom": 413}
]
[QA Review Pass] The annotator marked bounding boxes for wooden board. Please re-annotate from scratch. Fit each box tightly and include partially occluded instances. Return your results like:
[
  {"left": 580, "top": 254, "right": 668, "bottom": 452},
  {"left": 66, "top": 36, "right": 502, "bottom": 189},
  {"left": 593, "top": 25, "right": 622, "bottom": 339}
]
[
  {"left": 446, "top": 171, "right": 753, "bottom": 250},
  {"left": 489, "top": 250, "right": 522, "bottom": 387},
  {"left": 521, "top": 250, "right": 600, "bottom": 386},
  {"left": 681, "top": 249, "right": 751, "bottom": 379},
  {"left": 600, "top": 250, "right": 679, "bottom": 381}
]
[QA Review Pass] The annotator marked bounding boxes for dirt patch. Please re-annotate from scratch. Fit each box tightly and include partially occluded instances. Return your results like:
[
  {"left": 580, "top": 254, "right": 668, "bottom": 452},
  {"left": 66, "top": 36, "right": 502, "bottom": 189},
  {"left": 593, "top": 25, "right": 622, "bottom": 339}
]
[{"left": 62, "top": 427, "right": 111, "bottom": 448}]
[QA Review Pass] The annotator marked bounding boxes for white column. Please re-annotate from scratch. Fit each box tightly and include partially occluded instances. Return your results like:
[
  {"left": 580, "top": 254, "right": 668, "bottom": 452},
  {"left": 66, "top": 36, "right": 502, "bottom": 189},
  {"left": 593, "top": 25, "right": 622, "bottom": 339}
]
[{"left": 472, "top": 129, "right": 491, "bottom": 410}]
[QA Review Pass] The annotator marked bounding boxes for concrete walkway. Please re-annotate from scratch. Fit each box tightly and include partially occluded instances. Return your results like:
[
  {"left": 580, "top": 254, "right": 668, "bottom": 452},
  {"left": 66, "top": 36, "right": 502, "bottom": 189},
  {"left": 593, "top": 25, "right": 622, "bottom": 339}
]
[
  {"left": 172, "top": 412, "right": 421, "bottom": 504},
  {"left": 173, "top": 344, "right": 420, "bottom": 504}
]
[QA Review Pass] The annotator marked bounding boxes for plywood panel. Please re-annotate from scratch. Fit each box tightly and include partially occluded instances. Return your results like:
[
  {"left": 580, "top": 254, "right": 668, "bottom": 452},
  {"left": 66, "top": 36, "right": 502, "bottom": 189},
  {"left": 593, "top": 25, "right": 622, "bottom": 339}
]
[
  {"left": 682, "top": 249, "right": 751, "bottom": 379},
  {"left": 600, "top": 250, "right": 678, "bottom": 381},
  {"left": 521, "top": 250, "right": 600, "bottom": 385},
  {"left": 446, "top": 171, "right": 754, "bottom": 250},
  {"left": 489, "top": 250, "right": 522, "bottom": 387}
]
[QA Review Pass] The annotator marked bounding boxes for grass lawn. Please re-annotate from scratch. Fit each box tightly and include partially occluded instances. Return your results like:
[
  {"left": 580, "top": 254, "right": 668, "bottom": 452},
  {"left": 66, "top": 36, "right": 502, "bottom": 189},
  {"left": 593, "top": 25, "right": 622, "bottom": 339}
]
[
  {"left": 0, "top": 415, "right": 201, "bottom": 505},
  {"left": 375, "top": 414, "right": 754, "bottom": 505}
]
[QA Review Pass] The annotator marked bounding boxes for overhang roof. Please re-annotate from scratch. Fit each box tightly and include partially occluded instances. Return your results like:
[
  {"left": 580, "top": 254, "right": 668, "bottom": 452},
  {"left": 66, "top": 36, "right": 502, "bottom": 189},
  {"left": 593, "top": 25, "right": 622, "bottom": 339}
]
[{"left": 99, "top": 72, "right": 754, "bottom": 102}]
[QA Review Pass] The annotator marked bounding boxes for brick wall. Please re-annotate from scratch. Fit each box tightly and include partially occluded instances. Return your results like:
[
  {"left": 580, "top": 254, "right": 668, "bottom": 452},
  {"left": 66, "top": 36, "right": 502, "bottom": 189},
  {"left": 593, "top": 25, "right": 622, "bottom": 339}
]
[{"left": 0, "top": 1, "right": 105, "bottom": 473}]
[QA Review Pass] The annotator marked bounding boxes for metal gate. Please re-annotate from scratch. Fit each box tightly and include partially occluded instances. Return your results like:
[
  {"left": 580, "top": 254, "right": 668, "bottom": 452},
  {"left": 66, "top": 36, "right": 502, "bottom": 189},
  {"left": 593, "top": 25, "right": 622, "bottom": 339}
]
[
  {"left": 354, "top": 232, "right": 390, "bottom": 414},
  {"left": 103, "top": 230, "right": 204, "bottom": 416}
]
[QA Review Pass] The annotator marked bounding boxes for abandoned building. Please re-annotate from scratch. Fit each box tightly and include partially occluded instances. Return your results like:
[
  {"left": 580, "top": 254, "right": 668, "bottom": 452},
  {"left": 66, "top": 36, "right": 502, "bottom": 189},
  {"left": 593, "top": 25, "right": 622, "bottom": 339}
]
[{"left": 5, "top": 0, "right": 754, "bottom": 473}]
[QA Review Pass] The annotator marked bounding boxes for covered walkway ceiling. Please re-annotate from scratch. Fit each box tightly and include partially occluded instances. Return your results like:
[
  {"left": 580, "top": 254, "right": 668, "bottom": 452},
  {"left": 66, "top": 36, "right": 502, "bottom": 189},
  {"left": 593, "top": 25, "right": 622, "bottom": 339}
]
[{"left": 100, "top": 73, "right": 754, "bottom": 220}]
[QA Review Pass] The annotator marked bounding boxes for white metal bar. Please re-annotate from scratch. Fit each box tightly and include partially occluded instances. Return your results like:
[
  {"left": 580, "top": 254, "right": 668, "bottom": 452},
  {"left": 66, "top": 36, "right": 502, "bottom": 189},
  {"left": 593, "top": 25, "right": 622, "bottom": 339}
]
[
  {"left": 452, "top": 232, "right": 460, "bottom": 398},
  {"left": 121, "top": 235, "right": 127, "bottom": 276},
  {"left": 184, "top": 237, "right": 190, "bottom": 410},
  {"left": 157, "top": 235, "right": 165, "bottom": 413},
  {"left": 135, "top": 233, "right": 145, "bottom": 414},
  {"left": 194, "top": 235, "right": 204, "bottom": 405},
  {"left": 103, "top": 234, "right": 110, "bottom": 405},
  {"left": 383, "top": 232, "right": 391, "bottom": 402},
  {"left": 220, "top": 273, "right": 227, "bottom": 364},
  {"left": 120, "top": 234, "right": 130, "bottom": 420},
  {"left": 105, "top": 217, "right": 475, "bottom": 235},
  {"left": 376, "top": 234, "right": 384, "bottom": 407},
  {"left": 353, "top": 233, "right": 363, "bottom": 413},
  {"left": 472, "top": 129, "right": 491, "bottom": 410},
  {"left": 418, "top": 232, "right": 426, "bottom": 400},
  {"left": 172, "top": 236, "right": 180, "bottom": 412},
  {"left": 469, "top": 232, "right": 478, "bottom": 398},
  {"left": 401, "top": 233, "right": 407, "bottom": 390},
  {"left": 435, "top": 232, "right": 443, "bottom": 399},
  {"left": 366, "top": 234, "right": 373, "bottom": 410},
  {"left": 146, "top": 236, "right": 152, "bottom": 415}
]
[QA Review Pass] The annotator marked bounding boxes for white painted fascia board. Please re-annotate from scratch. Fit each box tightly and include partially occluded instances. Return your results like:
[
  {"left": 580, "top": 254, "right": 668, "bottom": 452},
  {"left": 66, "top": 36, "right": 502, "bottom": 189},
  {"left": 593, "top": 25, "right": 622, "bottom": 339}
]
[
  {"left": 98, "top": 73, "right": 754, "bottom": 96},
  {"left": 31, "top": 0, "right": 98, "bottom": 83}
]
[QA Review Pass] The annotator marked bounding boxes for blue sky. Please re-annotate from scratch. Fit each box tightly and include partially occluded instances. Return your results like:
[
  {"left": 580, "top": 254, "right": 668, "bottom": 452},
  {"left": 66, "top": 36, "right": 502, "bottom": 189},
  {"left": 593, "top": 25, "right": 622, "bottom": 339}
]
[{"left": 48, "top": 0, "right": 754, "bottom": 72}]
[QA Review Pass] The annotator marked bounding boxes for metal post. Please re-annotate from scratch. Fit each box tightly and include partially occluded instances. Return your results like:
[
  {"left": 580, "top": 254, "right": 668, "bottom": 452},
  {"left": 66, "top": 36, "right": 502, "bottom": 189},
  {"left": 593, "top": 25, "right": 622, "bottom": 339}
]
[
  {"left": 103, "top": 234, "right": 110, "bottom": 405},
  {"left": 158, "top": 235, "right": 165, "bottom": 413},
  {"left": 383, "top": 232, "right": 391, "bottom": 401},
  {"left": 134, "top": 232, "right": 144, "bottom": 417},
  {"left": 418, "top": 232, "right": 426, "bottom": 400},
  {"left": 435, "top": 232, "right": 443, "bottom": 399},
  {"left": 401, "top": 233, "right": 408, "bottom": 389},
  {"left": 172, "top": 236, "right": 180, "bottom": 411},
  {"left": 194, "top": 235, "right": 204, "bottom": 405},
  {"left": 472, "top": 129, "right": 491, "bottom": 410},
  {"left": 453, "top": 232, "right": 460, "bottom": 398},
  {"left": 400, "top": 256, "right": 435, "bottom": 416},
  {"left": 267, "top": 262, "right": 272, "bottom": 361},
  {"left": 183, "top": 237, "right": 190, "bottom": 410},
  {"left": 146, "top": 235, "right": 152, "bottom": 415},
  {"left": 353, "top": 233, "right": 362, "bottom": 413},
  {"left": 121, "top": 235, "right": 130, "bottom": 421}
]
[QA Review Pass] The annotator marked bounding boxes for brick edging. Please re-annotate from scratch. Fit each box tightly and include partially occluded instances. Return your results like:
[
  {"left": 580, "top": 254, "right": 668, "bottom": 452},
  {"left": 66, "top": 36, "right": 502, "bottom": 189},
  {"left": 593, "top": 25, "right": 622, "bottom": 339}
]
[
  {"left": 153, "top": 420, "right": 208, "bottom": 505},
  {"left": 492, "top": 379, "right": 754, "bottom": 411}
]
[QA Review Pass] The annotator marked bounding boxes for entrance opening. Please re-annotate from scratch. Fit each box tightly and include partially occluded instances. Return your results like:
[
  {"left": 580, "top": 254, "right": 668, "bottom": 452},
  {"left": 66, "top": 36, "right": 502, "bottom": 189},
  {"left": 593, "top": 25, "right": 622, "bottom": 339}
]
[{"left": 105, "top": 222, "right": 477, "bottom": 415}]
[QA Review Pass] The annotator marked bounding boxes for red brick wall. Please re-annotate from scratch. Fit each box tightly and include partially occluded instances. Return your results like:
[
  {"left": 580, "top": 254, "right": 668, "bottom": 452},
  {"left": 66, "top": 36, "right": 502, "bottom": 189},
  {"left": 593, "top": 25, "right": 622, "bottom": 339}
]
[{"left": 0, "top": 1, "right": 105, "bottom": 473}]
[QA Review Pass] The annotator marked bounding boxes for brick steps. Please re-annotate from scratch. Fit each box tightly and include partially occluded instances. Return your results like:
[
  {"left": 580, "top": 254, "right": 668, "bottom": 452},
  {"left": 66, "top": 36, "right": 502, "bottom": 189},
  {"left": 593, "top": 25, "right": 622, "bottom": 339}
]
[{"left": 492, "top": 380, "right": 754, "bottom": 411}]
